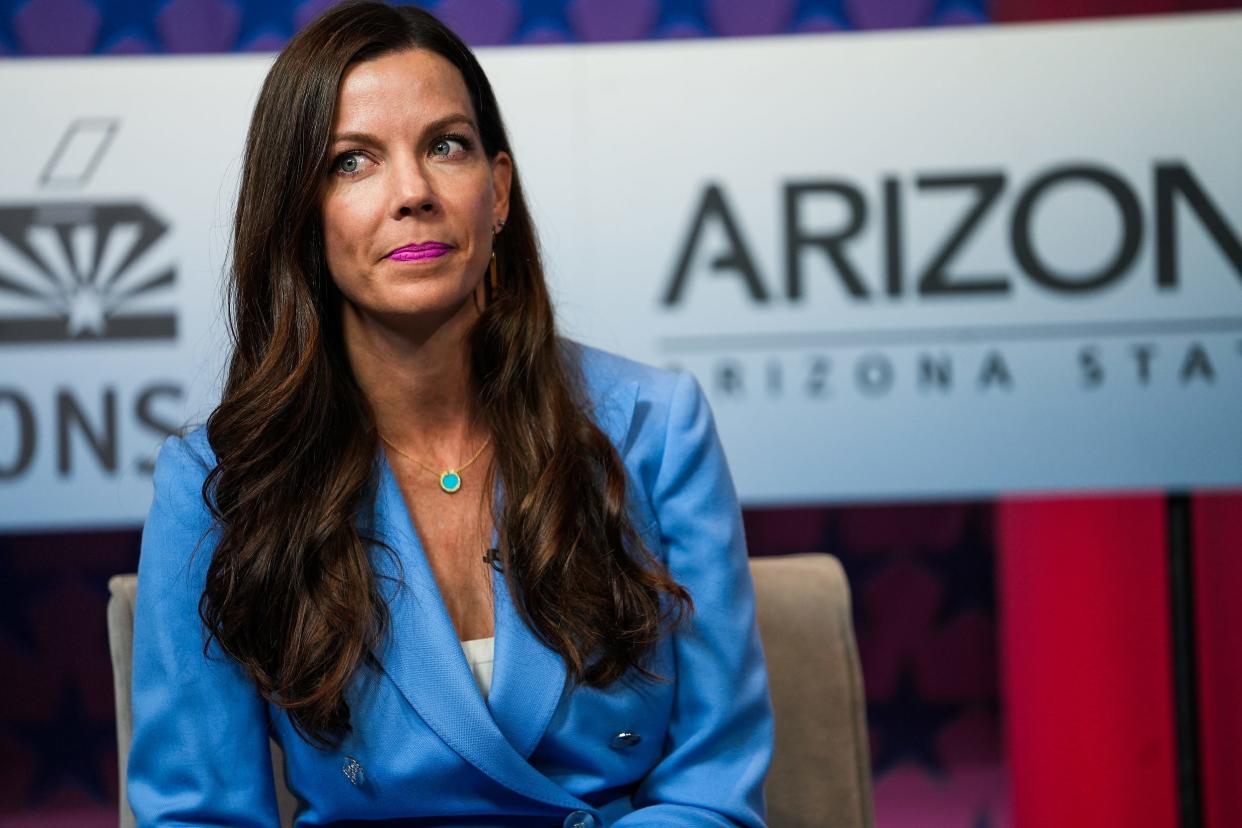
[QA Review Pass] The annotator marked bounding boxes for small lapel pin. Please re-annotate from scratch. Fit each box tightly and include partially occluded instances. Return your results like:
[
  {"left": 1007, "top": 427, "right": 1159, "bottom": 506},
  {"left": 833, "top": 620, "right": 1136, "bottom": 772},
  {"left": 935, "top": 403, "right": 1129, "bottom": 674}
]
[{"left": 342, "top": 755, "right": 366, "bottom": 786}]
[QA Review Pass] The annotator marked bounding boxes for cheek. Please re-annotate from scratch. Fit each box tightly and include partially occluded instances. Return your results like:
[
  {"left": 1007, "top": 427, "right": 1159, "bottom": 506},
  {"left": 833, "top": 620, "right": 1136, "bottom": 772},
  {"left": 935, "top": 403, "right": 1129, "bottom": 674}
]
[
  {"left": 321, "top": 197, "right": 370, "bottom": 268},
  {"left": 319, "top": 208, "right": 370, "bottom": 306},
  {"left": 461, "top": 194, "right": 495, "bottom": 247},
  {"left": 449, "top": 170, "right": 496, "bottom": 230}
]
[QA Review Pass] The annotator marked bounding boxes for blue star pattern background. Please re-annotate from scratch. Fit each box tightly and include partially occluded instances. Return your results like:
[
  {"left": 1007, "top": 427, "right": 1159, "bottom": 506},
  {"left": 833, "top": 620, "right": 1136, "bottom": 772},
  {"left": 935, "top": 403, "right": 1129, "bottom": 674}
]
[
  {"left": 0, "top": 0, "right": 990, "bottom": 56},
  {"left": 1, "top": 529, "right": 140, "bottom": 818},
  {"left": 745, "top": 502, "right": 1006, "bottom": 825}
]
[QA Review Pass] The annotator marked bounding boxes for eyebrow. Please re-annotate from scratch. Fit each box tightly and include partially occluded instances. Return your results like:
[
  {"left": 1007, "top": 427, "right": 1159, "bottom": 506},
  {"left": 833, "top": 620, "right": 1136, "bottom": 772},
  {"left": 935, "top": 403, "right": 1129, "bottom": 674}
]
[{"left": 330, "top": 114, "right": 477, "bottom": 147}]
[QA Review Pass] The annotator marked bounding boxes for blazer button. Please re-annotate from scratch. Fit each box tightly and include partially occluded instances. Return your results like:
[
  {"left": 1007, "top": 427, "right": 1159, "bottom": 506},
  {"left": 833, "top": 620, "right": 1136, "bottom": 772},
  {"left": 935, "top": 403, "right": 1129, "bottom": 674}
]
[
  {"left": 563, "top": 810, "right": 596, "bottom": 828},
  {"left": 610, "top": 731, "right": 642, "bottom": 749}
]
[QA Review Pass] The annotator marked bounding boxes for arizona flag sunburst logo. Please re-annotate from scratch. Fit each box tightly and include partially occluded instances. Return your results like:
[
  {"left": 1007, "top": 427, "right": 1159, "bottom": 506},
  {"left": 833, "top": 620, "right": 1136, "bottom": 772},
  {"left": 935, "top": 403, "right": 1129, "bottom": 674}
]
[
  {"left": 0, "top": 201, "right": 176, "bottom": 343},
  {"left": 1, "top": 117, "right": 177, "bottom": 344}
]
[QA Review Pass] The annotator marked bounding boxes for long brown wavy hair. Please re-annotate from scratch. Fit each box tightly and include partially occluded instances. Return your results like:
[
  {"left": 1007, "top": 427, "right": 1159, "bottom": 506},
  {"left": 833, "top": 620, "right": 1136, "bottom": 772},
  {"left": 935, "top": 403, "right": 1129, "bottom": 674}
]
[{"left": 202, "top": 0, "right": 691, "bottom": 747}]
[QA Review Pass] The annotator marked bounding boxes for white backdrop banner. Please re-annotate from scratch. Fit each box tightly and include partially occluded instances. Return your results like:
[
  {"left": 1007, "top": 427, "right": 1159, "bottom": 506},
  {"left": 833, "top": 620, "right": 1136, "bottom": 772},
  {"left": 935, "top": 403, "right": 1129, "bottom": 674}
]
[{"left": 1, "top": 12, "right": 1240, "bottom": 529}]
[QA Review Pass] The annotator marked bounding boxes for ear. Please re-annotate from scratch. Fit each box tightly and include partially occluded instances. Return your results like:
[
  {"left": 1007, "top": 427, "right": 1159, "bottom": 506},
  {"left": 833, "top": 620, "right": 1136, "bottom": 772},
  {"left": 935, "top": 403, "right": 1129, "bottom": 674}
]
[{"left": 490, "top": 151, "right": 513, "bottom": 227}]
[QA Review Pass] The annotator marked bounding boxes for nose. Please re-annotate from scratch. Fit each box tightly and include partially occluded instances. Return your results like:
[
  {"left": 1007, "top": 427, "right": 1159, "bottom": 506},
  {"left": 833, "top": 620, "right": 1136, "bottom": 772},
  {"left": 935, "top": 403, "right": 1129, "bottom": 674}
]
[{"left": 391, "top": 157, "right": 437, "bottom": 218}]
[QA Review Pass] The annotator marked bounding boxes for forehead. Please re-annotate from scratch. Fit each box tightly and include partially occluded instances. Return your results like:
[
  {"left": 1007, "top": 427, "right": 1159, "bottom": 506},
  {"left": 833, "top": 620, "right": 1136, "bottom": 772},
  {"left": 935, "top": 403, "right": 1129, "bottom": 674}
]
[{"left": 332, "top": 48, "right": 475, "bottom": 131}]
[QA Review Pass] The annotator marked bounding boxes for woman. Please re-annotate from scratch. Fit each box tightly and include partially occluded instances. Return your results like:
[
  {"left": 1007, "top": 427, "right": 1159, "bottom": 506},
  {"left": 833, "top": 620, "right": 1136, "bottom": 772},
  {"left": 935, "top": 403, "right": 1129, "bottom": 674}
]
[{"left": 127, "top": 2, "right": 772, "bottom": 825}]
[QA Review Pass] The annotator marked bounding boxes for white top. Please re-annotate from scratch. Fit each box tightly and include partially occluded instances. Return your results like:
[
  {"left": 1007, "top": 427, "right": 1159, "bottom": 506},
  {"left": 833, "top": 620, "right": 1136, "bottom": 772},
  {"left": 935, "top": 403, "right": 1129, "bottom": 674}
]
[{"left": 460, "top": 636, "right": 495, "bottom": 701}]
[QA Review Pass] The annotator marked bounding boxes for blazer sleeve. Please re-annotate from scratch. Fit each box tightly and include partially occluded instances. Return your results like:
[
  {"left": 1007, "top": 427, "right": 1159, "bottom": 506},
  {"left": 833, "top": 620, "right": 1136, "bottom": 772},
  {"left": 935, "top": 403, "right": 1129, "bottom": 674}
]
[
  {"left": 614, "top": 371, "right": 774, "bottom": 827},
  {"left": 127, "top": 435, "right": 281, "bottom": 827}
]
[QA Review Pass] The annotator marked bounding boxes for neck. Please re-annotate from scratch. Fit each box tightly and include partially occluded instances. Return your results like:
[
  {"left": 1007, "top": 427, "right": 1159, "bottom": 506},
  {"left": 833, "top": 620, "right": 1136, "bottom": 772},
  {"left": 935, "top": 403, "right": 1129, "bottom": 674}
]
[{"left": 343, "top": 298, "right": 484, "bottom": 463}]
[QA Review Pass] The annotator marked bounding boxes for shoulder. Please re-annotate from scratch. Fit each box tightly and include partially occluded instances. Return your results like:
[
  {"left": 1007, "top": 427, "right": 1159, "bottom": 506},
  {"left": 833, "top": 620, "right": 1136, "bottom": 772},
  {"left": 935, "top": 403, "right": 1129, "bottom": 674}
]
[
  {"left": 146, "top": 426, "right": 219, "bottom": 535},
  {"left": 133, "top": 428, "right": 224, "bottom": 624},
  {"left": 563, "top": 337, "right": 700, "bottom": 431},
  {"left": 564, "top": 340, "right": 719, "bottom": 512}
]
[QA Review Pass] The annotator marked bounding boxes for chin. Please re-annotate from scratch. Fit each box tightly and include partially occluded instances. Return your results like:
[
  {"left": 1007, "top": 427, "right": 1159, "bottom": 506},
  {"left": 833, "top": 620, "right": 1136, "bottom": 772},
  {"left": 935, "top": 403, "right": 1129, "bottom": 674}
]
[{"left": 367, "top": 285, "right": 480, "bottom": 329}]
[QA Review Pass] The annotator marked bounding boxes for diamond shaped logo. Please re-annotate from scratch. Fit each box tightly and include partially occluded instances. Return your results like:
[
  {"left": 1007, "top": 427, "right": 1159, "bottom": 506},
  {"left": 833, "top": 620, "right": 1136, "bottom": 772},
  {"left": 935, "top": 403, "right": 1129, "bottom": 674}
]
[{"left": 0, "top": 201, "right": 176, "bottom": 343}]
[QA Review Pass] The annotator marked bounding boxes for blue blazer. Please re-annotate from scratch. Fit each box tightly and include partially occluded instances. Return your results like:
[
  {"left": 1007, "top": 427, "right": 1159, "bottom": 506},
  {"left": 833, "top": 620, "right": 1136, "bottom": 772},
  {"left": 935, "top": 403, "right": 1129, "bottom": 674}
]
[{"left": 128, "top": 344, "right": 773, "bottom": 827}]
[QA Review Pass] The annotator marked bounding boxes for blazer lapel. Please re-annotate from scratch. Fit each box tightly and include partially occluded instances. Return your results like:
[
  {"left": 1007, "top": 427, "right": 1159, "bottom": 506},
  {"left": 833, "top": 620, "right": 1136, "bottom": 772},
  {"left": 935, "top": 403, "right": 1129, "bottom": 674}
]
[
  {"left": 485, "top": 563, "right": 567, "bottom": 758},
  {"left": 368, "top": 457, "right": 587, "bottom": 813},
  {"left": 366, "top": 360, "right": 642, "bottom": 806},
  {"left": 488, "top": 369, "right": 641, "bottom": 755}
]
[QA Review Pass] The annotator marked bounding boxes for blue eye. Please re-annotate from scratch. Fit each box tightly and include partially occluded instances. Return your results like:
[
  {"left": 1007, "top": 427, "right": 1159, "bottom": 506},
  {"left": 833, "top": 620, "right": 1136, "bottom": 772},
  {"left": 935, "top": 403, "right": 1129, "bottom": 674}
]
[
  {"left": 431, "top": 134, "right": 470, "bottom": 157},
  {"left": 332, "top": 151, "right": 370, "bottom": 176}
]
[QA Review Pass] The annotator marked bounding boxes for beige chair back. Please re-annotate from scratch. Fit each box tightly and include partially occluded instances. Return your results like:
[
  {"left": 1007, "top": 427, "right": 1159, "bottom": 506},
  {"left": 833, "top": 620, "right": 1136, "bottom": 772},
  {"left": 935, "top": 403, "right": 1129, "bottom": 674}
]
[
  {"left": 106, "top": 575, "right": 299, "bottom": 827},
  {"left": 752, "top": 554, "right": 875, "bottom": 828},
  {"left": 108, "top": 553, "right": 873, "bottom": 827}
]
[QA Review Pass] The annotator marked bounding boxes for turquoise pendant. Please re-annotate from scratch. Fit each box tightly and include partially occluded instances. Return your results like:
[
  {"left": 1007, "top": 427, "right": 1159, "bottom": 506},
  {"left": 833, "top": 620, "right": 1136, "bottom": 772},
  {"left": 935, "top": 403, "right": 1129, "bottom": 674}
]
[{"left": 439, "top": 470, "right": 462, "bottom": 494}]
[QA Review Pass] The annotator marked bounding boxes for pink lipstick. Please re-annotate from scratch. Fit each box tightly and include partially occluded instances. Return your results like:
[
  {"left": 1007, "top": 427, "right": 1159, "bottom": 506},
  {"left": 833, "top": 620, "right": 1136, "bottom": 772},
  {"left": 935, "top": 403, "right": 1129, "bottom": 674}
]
[{"left": 386, "top": 242, "right": 452, "bottom": 261}]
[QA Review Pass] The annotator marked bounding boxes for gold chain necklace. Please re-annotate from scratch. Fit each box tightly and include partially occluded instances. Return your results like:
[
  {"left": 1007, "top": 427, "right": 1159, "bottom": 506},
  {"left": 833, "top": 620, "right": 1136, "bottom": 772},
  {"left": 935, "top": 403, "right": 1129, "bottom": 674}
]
[{"left": 380, "top": 434, "right": 491, "bottom": 494}]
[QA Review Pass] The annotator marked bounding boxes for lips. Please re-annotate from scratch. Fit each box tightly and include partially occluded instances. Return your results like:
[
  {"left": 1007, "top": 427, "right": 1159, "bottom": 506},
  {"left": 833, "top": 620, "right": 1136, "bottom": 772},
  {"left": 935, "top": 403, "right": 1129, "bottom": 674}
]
[{"left": 386, "top": 242, "right": 453, "bottom": 261}]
